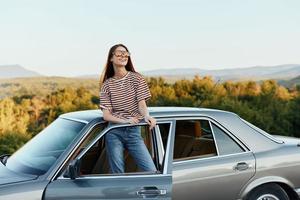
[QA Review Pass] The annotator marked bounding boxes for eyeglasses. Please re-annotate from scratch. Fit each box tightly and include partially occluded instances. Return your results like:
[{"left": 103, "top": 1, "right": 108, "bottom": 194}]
[{"left": 112, "top": 50, "right": 131, "bottom": 58}]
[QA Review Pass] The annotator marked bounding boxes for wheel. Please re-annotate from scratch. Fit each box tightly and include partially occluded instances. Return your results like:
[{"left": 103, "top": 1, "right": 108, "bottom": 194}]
[{"left": 246, "top": 183, "right": 289, "bottom": 200}]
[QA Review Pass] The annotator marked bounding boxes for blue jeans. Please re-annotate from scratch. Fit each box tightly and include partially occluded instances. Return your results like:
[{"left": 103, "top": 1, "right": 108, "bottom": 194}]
[{"left": 105, "top": 126, "right": 157, "bottom": 173}]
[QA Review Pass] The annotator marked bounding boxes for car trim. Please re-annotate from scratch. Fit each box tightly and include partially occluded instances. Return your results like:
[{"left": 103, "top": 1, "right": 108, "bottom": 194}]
[
  {"left": 57, "top": 173, "right": 171, "bottom": 180},
  {"left": 173, "top": 151, "right": 254, "bottom": 165},
  {"left": 209, "top": 120, "right": 220, "bottom": 155},
  {"left": 150, "top": 112, "right": 234, "bottom": 119},
  {"left": 60, "top": 116, "right": 89, "bottom": 124},
  {"left": 163, "top": 121, "right": 174, "bottom": 175},
  {"left": 154, "top": 125, "right": 165, "bottom": 168}
]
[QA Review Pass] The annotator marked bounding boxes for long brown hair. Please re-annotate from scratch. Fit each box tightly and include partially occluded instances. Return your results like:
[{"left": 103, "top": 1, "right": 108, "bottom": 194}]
[{"left": 100, "top": 44, "right": 136, "bottom": 85}]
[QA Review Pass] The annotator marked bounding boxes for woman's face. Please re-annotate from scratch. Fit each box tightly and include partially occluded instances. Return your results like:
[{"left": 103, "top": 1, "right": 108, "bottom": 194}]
[{"left": 110, "top": 46, "right": 130, "bottom": 67}]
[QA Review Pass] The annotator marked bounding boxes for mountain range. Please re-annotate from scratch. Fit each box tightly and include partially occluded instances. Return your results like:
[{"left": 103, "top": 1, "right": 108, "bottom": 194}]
[
  {"left": 142, "top": 64, "right": 300, "bottom": 81},
  {"left": 0, "top": 65, "right": 42, "bottom": 79},
  {"left": 1, "top": 64, "right": 300, "bottom": 83}
]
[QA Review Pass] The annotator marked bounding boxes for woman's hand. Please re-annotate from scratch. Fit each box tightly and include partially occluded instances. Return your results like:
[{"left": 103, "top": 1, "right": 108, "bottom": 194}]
[
  {"left": 144, "top": 115, "right": 156, "bottom": 130},
  {"left": 125, "top": 117, "right": 140, "bottom": 124},
  {"left": 138, "top": 100, "right": 156, "bottom": 129}
]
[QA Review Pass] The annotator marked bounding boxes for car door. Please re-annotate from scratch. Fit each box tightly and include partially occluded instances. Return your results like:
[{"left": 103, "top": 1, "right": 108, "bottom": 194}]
[
  {"left": 171, "top": 118, "right": 255, "bottom": 200},
  {"left": 43, "top": 121, "right": 175, "bottom": 200}
]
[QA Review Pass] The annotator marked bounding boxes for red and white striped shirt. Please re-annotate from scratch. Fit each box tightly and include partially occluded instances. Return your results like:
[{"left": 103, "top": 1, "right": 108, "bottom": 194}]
[{"left": 99, "top": 71, "right": 151, "bottom": 120}]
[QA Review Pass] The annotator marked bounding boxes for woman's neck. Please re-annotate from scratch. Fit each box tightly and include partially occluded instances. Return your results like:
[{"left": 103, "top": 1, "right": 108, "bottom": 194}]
[{"left": 113, "top": 65, "right": 128, "bottom": 78}]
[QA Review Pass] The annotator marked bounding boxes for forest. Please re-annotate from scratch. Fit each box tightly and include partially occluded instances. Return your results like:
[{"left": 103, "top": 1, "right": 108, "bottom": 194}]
[{"left": 0, "top": 76, "right": 299, "bottom": 155}]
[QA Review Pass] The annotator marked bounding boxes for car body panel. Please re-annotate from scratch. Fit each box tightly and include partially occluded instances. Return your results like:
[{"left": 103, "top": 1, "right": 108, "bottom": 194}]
[
  {"left": 44, "top": 175, "right": 172, "bottom": 200},
  {"left": 0, "top": 163, "right": 37, "bottom": 185},
  {"left": 43, "top": 121, "right": 176, "bottom": 200},
  {"left": 0, "top": 180, "right": 48, "bottom": 200},
  {"left": 240, "top": 145, "right": 300, "bottom": 199},
  {"left": 173, "top": 150, "right": 255, "bottom": 200}
]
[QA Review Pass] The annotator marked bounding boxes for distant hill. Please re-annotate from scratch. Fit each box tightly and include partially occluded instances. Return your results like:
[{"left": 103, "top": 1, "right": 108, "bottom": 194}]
[
  {"left": 2, "top": 64, "right": 300, "bottom": 82},
  {"left": 278, "top": 75, "right": 300, "bottom": 88},
  {"left": 77, "top": 64, "right": 300, "bottom": 82},
  {"left": 142, "top": 64, "right": 300, "bottom": 81},
  {"left": 0, "top": 65, "right": 42, "bottom": 79}
]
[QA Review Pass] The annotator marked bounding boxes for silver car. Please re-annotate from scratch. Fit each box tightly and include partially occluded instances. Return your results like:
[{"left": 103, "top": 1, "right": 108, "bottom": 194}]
[{"left": 1, "top": 107, "right": 300, "bottom": 200}]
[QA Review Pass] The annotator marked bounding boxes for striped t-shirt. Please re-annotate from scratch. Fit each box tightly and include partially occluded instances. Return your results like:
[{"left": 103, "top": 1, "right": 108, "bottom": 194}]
[{"left": 99, "top": 71, "right": 151, "bottom": 120}]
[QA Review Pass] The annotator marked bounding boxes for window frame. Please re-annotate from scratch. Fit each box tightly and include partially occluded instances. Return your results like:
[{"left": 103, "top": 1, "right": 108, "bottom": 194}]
[
  {"left": 155, "top": 121, "right": 173, "bottom": 174},
  {"left": 172, "top": 117, "right": 250, "bottom": 164},
  {"left": 58, "top": 120, "right": 173, "bottom": 179}
]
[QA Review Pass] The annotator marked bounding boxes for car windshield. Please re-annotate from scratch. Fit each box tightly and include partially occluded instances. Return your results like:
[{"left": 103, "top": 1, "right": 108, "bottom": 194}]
[{"left": 6, "top": 118, "right": 86, "bottom": 176}]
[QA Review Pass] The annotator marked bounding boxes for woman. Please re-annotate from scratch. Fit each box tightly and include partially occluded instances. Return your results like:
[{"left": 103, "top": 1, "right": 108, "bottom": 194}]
[{"left": 99, "top": 44, "right": 157, "bottom": 174}]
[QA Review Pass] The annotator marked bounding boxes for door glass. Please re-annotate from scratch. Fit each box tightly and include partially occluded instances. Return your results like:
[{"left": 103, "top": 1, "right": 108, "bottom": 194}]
[
  {"left": 211, "top": 123, "right": 244, "bottom": 155},
  {"left": 173, "top": 120, "right": 217, "bottom": 161}
]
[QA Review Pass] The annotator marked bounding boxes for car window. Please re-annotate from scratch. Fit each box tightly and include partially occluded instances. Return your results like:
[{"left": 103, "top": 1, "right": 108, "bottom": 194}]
[
  {"left": 173, "top": 120, "right": 217, "bottom": 161},
  {"left": 211, "top": 123, "right": 244, "bottom": 155},
  {"left": 79, "top": 124, "right": 161, "bottom": 176},
  {"left": 6, "top": 118, "right": 86, "bottom": 175}
]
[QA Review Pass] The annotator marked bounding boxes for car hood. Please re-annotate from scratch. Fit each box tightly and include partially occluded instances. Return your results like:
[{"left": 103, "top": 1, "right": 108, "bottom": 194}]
[
  {"left": 273, "top": 135, "right": 300, "bottom": 145},
  {"left": 0, "top": 162, "right": 37, "bottom": 185}
]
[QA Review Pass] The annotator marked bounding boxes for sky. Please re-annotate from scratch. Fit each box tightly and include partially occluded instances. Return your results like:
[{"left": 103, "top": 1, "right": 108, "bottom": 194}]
[{"left": 1, "top": 0, "right": 300, "bottom": 76}]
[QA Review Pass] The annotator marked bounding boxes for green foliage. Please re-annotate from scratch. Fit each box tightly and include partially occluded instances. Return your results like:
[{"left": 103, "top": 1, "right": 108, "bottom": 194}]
[
  {"left": 0, "top": 83, "right": 99, "bottom": 154},
  {"left": 288, "top": 96, "right": 300, "bottom": 137},
  {"left": 0, "top": 76, "right": 299, "bottom": 155},
  {"left": 0, "top": 132, "right": 30, "bottom": 155}
]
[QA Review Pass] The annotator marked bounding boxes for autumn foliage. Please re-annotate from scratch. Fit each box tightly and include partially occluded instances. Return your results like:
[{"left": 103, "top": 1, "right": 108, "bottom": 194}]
[{"left": 0, "top": 76, "right": 299, "bottom": 155}]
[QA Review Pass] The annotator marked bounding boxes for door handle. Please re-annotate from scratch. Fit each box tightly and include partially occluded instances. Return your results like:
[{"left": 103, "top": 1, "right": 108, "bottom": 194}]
[
  {"left": 234, "top": 162, "right": 251, "bottom": 171},
  {"left": 136, "top": 186, "right": 167, "bottom": 197}
]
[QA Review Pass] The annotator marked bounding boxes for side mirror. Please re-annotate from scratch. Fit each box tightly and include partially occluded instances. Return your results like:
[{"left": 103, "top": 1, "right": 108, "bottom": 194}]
[
  {"left": 0, "top": 154, "right": 10, "bottom": 165},
  {"left": 66, "top": 159, "right": 81, "bottom": 180}
]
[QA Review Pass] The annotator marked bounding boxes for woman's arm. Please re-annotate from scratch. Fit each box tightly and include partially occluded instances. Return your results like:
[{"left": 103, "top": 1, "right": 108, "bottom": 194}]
[
  {"left": 102, "top": 109, "right": 139, "bottom": 124},
  {"left": 138, "top": 100, "right": 156, "bottom": 129}
]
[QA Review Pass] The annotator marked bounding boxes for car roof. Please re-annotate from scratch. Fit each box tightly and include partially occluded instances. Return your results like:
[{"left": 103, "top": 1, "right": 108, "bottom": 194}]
[{"left": 60, "top": 107, "right": 234, "bottom": 124}]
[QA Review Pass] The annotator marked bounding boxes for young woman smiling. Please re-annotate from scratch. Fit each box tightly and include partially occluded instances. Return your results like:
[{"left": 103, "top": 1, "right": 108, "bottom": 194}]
[{"left": 99, "top": 44, "right": 157, "bottom": 173}]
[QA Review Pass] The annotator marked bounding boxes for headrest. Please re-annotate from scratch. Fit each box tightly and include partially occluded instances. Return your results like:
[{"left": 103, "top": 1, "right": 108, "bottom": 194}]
[{"left": 194, "top": 121, "right": 202, "bottom": 138}]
